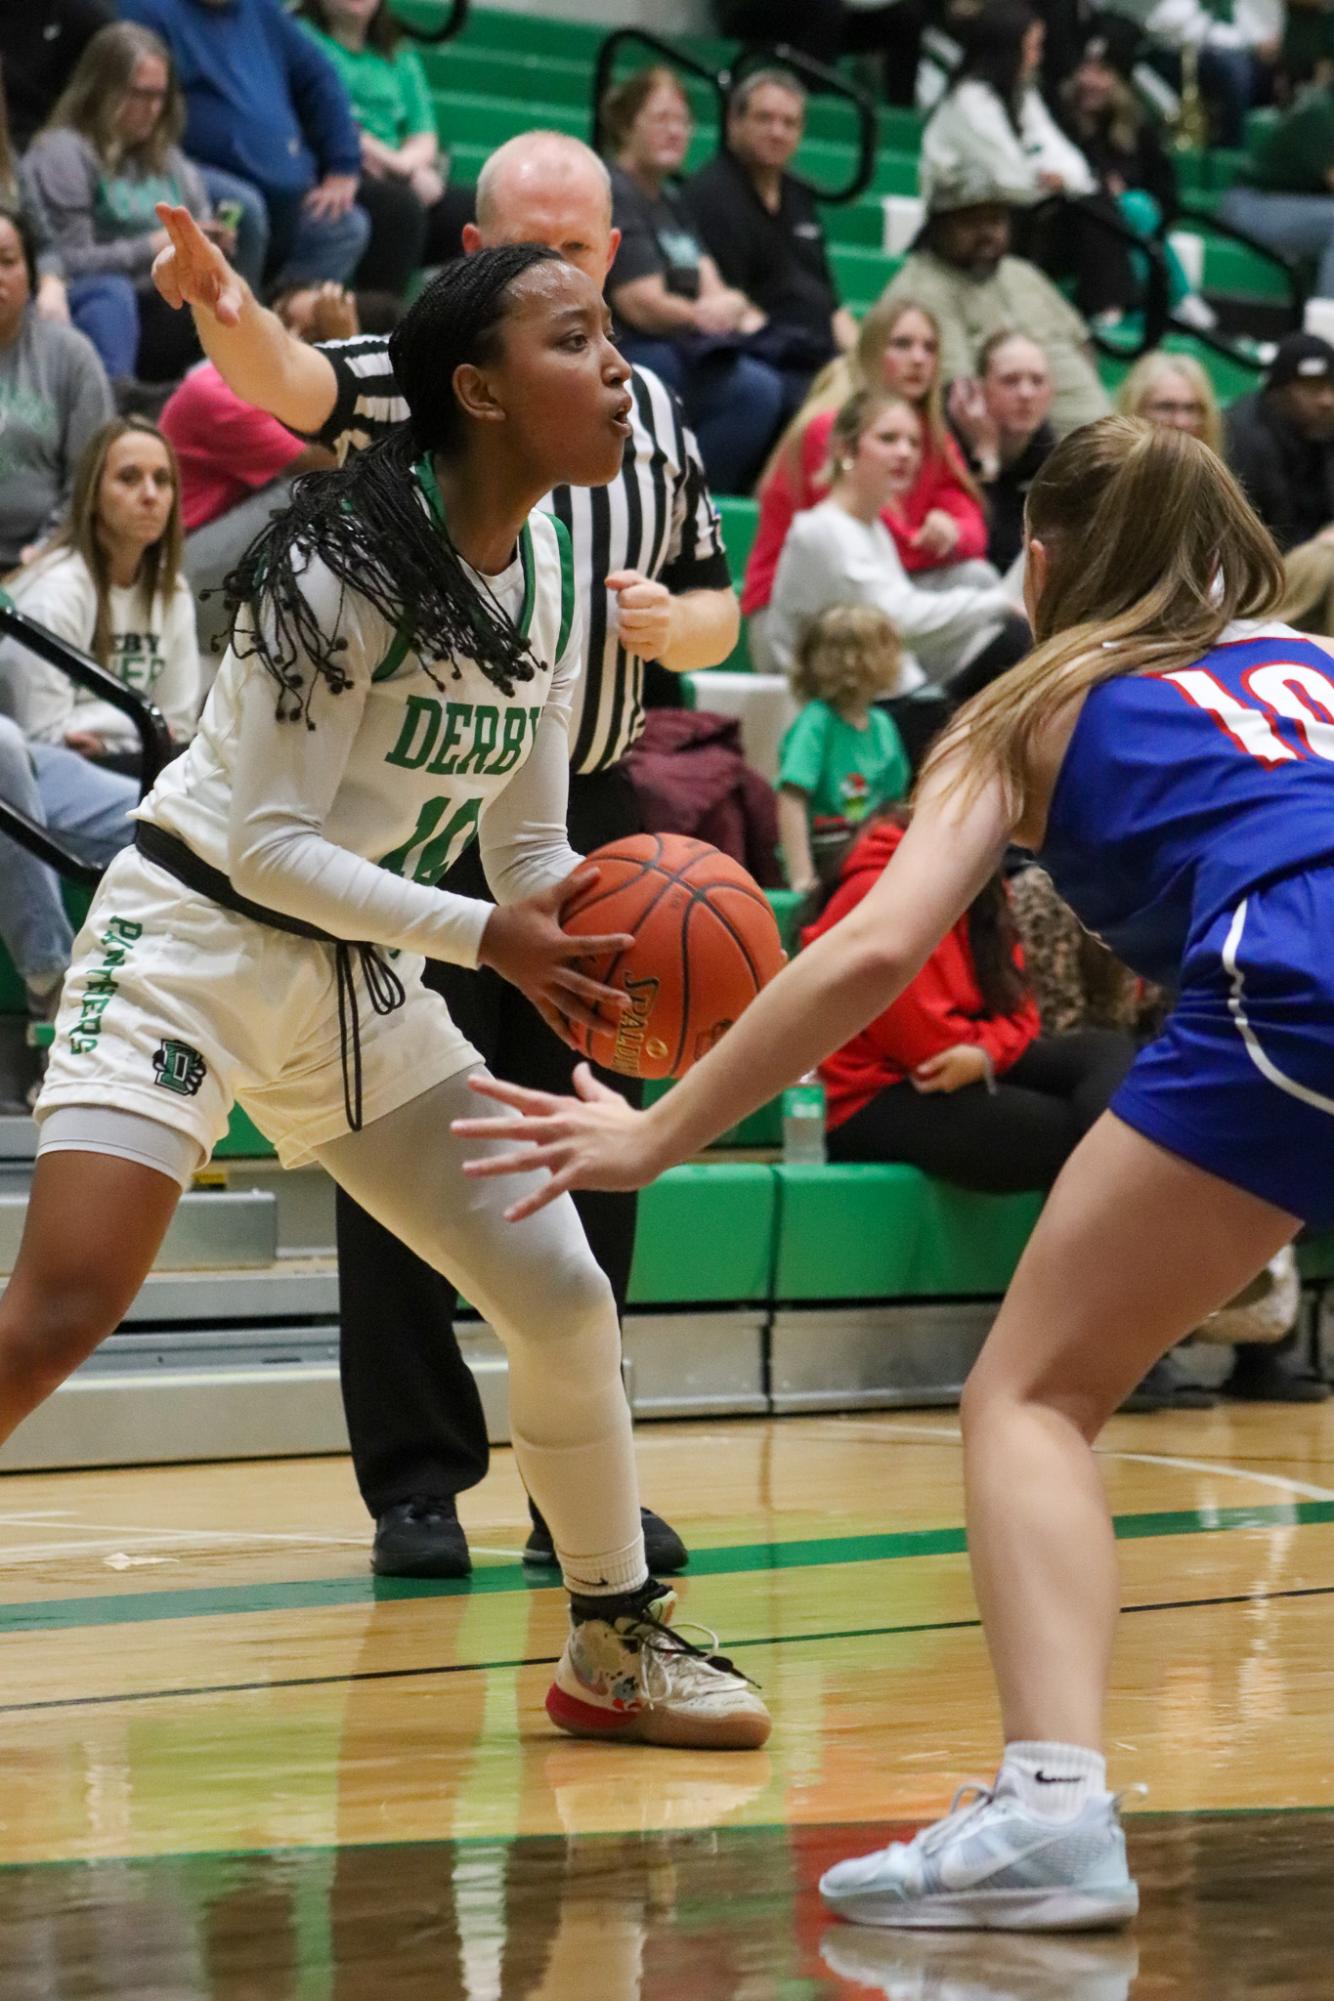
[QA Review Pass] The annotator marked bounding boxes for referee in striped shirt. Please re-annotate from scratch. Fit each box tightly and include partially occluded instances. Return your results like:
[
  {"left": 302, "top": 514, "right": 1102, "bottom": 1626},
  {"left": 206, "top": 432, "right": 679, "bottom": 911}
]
[{"left": 153, "top": 132, "right": 740, "bottom": 1580}]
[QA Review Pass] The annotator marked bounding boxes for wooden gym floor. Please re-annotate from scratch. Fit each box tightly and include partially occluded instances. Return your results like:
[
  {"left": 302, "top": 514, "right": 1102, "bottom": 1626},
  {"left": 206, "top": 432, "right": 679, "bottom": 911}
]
[{"left": 3, "top": 1407, "right": 1334, "bottom": 1997}]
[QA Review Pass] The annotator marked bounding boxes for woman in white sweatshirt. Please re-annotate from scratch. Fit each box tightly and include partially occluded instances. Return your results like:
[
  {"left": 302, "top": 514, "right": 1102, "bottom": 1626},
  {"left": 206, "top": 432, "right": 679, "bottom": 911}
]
[
  {"left": 768, "top": 388, "right": 1019, "bottom": 693},
  {"left": 922, "top": 2, "right": 1134, "bottom": 322},
  {"left": 3, "top": 416, "right": 200, "bottom": 763}
]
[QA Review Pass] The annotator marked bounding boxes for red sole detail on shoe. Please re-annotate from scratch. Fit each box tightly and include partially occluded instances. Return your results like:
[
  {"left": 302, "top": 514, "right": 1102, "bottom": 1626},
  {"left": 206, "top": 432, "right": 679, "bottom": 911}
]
[{"left": 546, "top": 1682, "right": 641, "bottom": 1738}]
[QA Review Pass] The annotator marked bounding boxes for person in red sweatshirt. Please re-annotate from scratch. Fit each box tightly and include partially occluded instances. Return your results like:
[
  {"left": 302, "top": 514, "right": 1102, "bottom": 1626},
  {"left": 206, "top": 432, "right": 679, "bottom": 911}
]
[
  {"left": 744, "top": 298, "right": 992, "bottom": 668},
  {"left": 805, "top": 815, "right": 1134, "bottom": 1188}
]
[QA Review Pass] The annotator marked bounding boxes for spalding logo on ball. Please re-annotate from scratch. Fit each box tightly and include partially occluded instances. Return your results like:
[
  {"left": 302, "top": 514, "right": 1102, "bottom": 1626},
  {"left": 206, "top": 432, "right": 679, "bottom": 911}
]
[{"left": 561, "top": 833, "right": 785, "bottom": 1081}]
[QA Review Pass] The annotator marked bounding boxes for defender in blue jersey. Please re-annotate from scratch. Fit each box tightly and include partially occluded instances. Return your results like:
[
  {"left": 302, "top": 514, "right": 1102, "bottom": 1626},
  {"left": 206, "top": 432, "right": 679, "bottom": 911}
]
[{"left": 457, "top": 416, "right": 1332, "bottom": 1930}]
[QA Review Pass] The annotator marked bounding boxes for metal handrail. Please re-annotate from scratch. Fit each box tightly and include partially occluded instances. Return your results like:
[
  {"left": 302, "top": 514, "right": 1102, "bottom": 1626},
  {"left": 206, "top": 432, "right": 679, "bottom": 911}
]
[
  {"left": 1170, "top": 201, "right": 1303, "bottom": 365},
  {"left": 386, "top": 0, "right": 469, "bottom": 45},
  {"left": 0, "top": 596, "right": 171, "bottom": 889},
  {"left": 592, "top": 28, "right": 727, "bottom": 159},
  {"left": 721, "top": 42, "right": 877, "bottom": 207},
  {"left": 593, "top": 29, "right": 877, "bottom": 207},
  {"left": 1025, "top": 191, "right": 1172, "bottom": 362}
]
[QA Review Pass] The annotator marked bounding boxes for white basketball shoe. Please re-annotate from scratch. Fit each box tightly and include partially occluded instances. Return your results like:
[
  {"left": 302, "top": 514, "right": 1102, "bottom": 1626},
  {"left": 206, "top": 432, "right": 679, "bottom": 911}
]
[{"left": 820, "top": 1774, "right": 1138, "bottom": 1932}]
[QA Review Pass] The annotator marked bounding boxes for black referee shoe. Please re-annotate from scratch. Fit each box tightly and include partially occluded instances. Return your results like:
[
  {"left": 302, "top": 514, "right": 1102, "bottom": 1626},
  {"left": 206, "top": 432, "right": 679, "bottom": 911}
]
[
  {"left": 372, "top": 1496, "right": 471, "bottom": 1579},
  {"left": 522, "top": 1504, "right": 689, "bottom": 1575}
]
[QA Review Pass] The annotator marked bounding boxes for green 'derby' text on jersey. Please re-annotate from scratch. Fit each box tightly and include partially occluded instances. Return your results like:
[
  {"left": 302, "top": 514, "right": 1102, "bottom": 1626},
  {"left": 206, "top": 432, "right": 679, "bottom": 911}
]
[{"left": 137, "top": 466, "right": 581, "bottom": 970}]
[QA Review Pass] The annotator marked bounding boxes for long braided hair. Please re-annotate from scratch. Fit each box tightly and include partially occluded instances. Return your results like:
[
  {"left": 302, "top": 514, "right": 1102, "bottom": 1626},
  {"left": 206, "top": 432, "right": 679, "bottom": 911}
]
[{"left": 225, "top": 243, "right": 565, "bottom": 727}]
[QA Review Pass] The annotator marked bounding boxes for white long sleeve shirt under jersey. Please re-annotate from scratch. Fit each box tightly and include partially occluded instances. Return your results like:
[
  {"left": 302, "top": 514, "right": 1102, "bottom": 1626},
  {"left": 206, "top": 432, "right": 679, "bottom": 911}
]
[
  {"left": 767, "top": 499, "right": 1012, "bottom": 687},
  {"left": 138, "top": 497, "right": 583, "bottom": 971},
  {"left": 1, "top": 548, "right": 201, "bottom": 749}
]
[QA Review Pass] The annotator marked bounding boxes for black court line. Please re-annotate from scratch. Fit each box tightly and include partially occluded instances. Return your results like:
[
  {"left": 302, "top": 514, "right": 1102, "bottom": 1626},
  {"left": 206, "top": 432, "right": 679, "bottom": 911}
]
[{"left": 4, "top": 1579, "right": 1334, "bottom": 1718}]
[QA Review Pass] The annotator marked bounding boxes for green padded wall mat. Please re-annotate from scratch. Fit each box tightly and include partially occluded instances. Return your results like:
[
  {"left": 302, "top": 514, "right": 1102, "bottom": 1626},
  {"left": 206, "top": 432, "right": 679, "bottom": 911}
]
[
  {"left": 774, "top": 1164, "right": 1040, "bottom": 1300},
  {"left": 627, "top": 1163, "right": 775, "bottom": 1304}
]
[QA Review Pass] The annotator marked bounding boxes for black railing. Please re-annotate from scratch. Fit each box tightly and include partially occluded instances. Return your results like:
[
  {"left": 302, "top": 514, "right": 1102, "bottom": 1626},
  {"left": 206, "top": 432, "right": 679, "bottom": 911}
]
[
  {"left": 1022, "top": 192, "right": 1172, "bottom": 362},
  {"left": 0, "top": 596, "right": 171, "bottom": 890},
  {"left": 592, "top": 29, "right": 878, "bottom": 207},
  {"left": 387, "top": 0, "right": 469, "bottom": 44},
  {"left": 1170, "top": 201, "right": 1303, "bottom": 367},
  {"left": 593, "top": 29, "right": 726, "bottom": 157}
]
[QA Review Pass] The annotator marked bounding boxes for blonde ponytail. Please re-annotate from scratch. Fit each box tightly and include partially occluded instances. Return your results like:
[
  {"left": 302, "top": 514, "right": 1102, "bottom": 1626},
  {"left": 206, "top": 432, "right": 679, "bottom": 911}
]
[{"left": 921, "top": 416, "right": 1286, "bottom": 818}]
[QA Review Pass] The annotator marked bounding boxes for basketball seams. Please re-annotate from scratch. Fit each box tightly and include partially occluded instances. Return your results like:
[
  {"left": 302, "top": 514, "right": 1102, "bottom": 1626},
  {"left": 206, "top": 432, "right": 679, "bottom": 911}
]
[{"left": 564, "top": 834, "right": 782, "bottom": 1078}]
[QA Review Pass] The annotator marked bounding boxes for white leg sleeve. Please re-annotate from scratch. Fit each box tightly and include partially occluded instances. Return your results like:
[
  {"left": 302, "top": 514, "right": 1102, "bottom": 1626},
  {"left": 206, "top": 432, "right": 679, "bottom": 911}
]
[{"left": 316, "top": 1069, "right": 648, "bottom": 1597}]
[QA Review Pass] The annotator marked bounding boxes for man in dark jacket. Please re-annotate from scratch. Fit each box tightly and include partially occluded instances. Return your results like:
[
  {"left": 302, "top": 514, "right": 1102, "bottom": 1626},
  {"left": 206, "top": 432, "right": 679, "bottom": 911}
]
[
  {"left": 686, "top": 68, "right": 856, "bottom": 380},
  {"left": 1225, "top": 331, "right": 1334, "bottom": 551}
]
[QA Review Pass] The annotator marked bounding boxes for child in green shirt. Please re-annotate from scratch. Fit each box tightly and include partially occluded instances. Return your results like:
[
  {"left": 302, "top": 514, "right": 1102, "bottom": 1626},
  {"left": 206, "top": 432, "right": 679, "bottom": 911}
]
[{"left": 777, "top": 603, "right": 911, "bottom": 896}]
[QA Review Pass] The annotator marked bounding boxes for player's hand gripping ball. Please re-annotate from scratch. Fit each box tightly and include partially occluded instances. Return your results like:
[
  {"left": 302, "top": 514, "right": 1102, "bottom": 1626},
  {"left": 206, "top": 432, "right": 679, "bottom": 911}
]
[{"left": 561, "top": 834, "right": 785, "bottom": 1080}]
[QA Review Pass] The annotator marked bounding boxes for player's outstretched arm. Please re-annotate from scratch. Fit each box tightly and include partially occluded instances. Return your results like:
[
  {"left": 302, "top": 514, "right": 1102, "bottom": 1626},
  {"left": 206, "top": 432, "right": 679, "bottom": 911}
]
[
  {"left": 152, "top": 203, "right": 339, "bottom": 436},
  {"left": 455, "top": 760, "right": 1015, "bottom": 1219}
]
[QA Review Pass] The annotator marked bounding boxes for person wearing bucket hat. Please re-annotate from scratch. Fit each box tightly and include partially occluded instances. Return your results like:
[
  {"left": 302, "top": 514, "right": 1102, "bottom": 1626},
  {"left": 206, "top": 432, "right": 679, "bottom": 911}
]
[
  {"left": 1225, "top": 330, "right": 1334, "bottom": 552},
  {"left": 879, "top": 167, "right": 1109, "bottom": 437}
]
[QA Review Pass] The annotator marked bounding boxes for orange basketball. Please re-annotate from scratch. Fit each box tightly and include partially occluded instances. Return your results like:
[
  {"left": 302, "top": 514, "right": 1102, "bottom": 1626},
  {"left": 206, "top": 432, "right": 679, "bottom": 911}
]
[{"left": 562, "top": 834, "right": 785, "bottom": 1081}]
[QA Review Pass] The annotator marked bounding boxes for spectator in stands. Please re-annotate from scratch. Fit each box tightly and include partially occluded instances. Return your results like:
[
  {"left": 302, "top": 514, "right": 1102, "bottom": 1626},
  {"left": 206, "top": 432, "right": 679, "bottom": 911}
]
[
  {"left": 0, "top": 416, "right": 199, "bottom": 765},
  {"left": 1059, "top": 16, "right": 1215, "bottom": 330},
  {"left": 745, "top": 298, "right": 992, "bottom": 665},
  {"left": 1225, "top": 331, "right": 1334, "bottom": 552},
  {"left": 686, "top": 68, "right": 856, "bottom": 382},
  {"left": 948, "top": 329, "right": 1056, "bottom": 573},
  {"left": 120, "top": 0, "right": 369, "bottom": 295},
  {"left": 0, "top": 0, "right": 110, "bottom": 153},
  {"left": 804, "top": 812, "right": 1136, "bottom": 1186},
  {"left": 922, "top": 2, "right": 1139, "bottom": 324},
  {"left": 161, "top": 282, "right": 347, "bottom": 661},
  {"left": 296, "top": 0, "right": 474, "bottom": 296},
  {"left": 1060, "top": 16, "right": 1176, "bottom": 216},
  {"left": 0, "top": 714, "right": 135, "bottom": 1107},
  {"left": 25, "top": 24, "right": 229, "bottom": 388},
  {"left": 767, "top": 388, "right": 1018, "bottom": 693},
  {"left": 0, "top": 206, "right": 111, "bottom": 572},
  {"left": 881, "top": 164, "right": 1111, "bottom": 437},
  {"left": 777, "top": 604, "right": 910, "bottom": 896},
  {"left": 0, "top": 58, "right": 139, "bottom": 388},
  {"left": 601, "top": 65, "right": 790, "bottom": 494},
  {"left": 1102, "top": 0, "right": 1278, "bottom": 149},
  {"left": 1116, "top": 347, "right": 1223, "bottom": 453},
  {"left": 1278, "top": 534, "right": 1334, "bottom": 635},
  {"left": 1220, "top": 83, "right": 1334, "bottom": 302}
]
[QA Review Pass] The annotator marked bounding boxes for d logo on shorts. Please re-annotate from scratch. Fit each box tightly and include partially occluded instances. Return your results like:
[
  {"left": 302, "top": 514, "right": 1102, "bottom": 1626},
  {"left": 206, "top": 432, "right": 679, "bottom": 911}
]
[{"left": 153, "top": 1039, "right": 207, "bottom": 1097}]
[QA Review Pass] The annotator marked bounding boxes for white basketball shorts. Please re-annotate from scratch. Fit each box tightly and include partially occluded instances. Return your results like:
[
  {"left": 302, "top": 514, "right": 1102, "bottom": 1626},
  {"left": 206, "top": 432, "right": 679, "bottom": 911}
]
[{"left": 36, "top": 846, "right": 481, "bottom": 1168}]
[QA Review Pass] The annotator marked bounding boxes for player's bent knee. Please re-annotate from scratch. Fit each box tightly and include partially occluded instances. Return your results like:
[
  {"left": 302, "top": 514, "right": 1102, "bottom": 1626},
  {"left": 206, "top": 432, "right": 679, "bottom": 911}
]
[{"left": 526, "top": 1252, "right": 619, "bottom": 1358}]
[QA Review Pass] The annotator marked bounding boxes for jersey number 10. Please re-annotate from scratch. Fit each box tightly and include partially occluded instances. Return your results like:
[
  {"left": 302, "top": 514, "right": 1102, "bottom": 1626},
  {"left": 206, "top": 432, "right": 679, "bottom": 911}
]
[{"left": 1163, "top": 663, "right": 1334, "bottom": 767}]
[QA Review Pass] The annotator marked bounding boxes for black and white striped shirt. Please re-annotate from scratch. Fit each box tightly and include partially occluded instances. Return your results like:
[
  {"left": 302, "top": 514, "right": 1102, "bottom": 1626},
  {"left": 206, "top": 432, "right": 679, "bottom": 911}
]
[{"left": 314, "top": 337, "right": 732, "bottom": 774}]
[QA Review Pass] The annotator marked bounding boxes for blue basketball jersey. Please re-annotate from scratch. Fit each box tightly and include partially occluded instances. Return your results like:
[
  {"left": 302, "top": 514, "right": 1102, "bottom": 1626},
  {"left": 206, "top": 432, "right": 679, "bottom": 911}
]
[{"left": 1039, "top": 624, "right": 1334, "bottom": 988}]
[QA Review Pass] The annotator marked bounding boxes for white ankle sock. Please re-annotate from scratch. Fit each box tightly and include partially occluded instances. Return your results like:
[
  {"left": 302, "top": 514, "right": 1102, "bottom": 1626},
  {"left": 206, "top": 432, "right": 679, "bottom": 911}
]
[
  {"left": 1001, "top": 1741, "right": 1107, "bottom": 1821},
  {"left": 558, "top": 1536, "right": 649, "bottom": 1601}
]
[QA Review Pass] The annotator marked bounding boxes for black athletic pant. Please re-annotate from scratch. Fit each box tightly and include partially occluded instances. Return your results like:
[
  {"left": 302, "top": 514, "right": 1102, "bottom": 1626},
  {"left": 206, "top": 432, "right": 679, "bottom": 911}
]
[
  {"left": 336, "top": 765, "right": 645, "bottom": 1517},
  {"left": 353, "top": 174, "right": 477, "bottom": 297},
  {"left": 828, "top": 1030, "right": 1136, "bottom": 1192}
]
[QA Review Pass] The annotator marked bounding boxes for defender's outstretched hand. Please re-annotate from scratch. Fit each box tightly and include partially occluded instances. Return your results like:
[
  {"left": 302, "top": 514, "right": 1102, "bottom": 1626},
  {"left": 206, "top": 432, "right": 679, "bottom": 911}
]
[
  {"left": 153, "top": 203, "right": 244, "bottom": 326},
  {"left": 453, "top": 1066, "right": 662, "bottom": 1221}
]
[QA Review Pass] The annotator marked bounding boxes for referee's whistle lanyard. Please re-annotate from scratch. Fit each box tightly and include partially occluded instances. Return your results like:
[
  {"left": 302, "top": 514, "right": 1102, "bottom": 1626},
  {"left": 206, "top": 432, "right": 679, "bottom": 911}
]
[{"left": 134, "top": 822, "right": 406, "bottom": 1135}]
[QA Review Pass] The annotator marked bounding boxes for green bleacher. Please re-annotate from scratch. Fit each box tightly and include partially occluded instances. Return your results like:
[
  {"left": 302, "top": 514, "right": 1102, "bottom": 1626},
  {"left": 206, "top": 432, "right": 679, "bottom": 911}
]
[{"left": 415, "top": 4, "right": 1289, "bottom": 365}]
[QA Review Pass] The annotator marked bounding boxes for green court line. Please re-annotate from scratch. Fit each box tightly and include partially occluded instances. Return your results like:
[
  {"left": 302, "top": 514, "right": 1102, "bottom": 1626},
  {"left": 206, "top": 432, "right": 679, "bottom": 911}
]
[{"left": 1, "top": 1500, "right": 1331, "bottom": 1636}]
